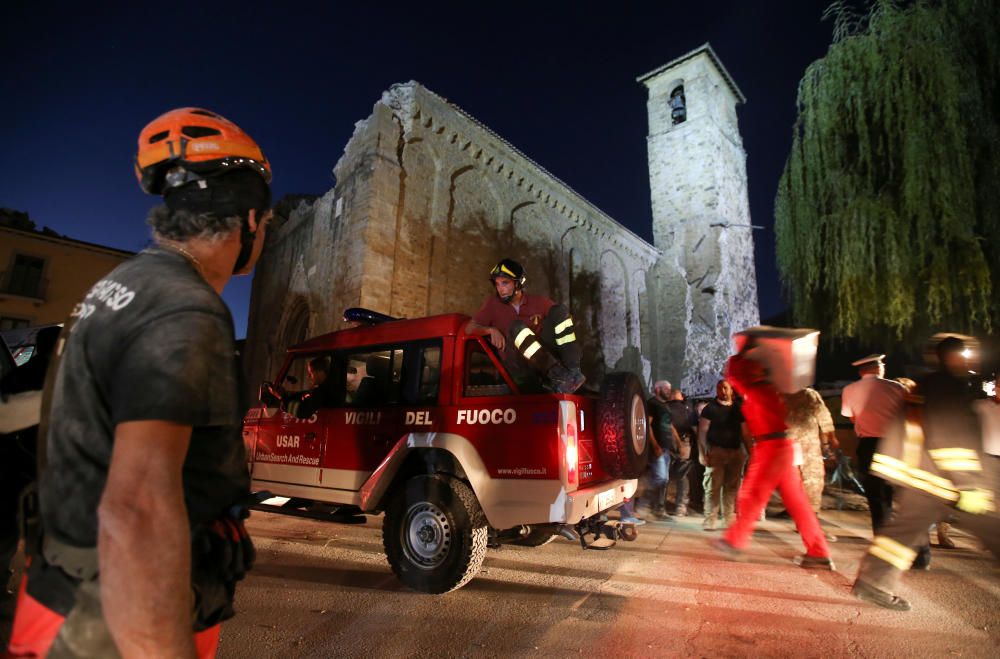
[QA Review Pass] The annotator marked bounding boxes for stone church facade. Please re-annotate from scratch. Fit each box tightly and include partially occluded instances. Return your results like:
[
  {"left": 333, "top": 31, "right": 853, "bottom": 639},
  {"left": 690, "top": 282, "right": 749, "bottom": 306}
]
[{"left": 244, "top": 44, "right": 759, "bottom": 397}]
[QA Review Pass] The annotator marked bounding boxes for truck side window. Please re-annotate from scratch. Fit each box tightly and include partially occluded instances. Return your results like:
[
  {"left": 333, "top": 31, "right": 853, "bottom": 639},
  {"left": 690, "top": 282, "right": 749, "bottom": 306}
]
[
  {"left": 464, "top": 340, "right": 511, "bottom": 397},
  {"left": 416, "top": 345, "right": 441, "bottom": 403},
  {"left": 398, "top": 342, "right": 441, "bottom": 405}
]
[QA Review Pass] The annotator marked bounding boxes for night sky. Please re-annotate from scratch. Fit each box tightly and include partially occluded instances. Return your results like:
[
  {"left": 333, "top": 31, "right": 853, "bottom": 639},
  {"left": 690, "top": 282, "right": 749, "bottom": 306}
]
[{"left": 1, "top": 1, "right": 834, "bottom": 337}]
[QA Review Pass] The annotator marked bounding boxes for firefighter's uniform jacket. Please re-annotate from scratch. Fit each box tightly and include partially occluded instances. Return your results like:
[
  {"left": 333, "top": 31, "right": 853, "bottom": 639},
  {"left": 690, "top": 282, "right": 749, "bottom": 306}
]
[
  {"left": 858, "top": 371, "right": 999, "bottom": 586},
  {"left": 871, "top": 373, "right": 995, "bottom": 514}
]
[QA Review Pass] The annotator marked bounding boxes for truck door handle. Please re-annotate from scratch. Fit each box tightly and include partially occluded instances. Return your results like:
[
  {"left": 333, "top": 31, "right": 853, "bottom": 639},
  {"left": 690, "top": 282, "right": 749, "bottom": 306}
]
[{"left": 304, "top": 432, "right": 317, "bottom": 442}]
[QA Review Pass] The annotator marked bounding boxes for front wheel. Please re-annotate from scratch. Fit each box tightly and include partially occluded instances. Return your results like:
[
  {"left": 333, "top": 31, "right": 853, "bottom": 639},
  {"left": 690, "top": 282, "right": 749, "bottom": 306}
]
[{"left": 382, "top": 475, "right": 488, "bottom": 593}]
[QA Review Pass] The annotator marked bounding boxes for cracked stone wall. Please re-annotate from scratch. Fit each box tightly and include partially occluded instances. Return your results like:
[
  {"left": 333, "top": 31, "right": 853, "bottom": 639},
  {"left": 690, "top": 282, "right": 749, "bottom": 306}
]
[
  {"left": 245, "top": 82, "right": 661, "bottom": 395},
  {"left": 246, "top": 46, "right": 760, "bottom": 399}
]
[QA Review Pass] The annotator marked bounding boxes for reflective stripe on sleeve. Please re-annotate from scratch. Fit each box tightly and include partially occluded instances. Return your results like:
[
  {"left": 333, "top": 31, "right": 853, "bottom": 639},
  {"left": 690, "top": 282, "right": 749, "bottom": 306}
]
[
  {"left": 929, "top": 448, "right": 982, "bottom": 472},
  {"left": 929, "top": 448, "right": 980, "bottom": 460},
  {"left": 871, "top": 453, "right": 960, "bottom": 502},
  {"left": 934, "top": 459, "right": 982, "bottom": 472},
  {"left": 903, "top": 420, "right": 925, "bottom": 467}
]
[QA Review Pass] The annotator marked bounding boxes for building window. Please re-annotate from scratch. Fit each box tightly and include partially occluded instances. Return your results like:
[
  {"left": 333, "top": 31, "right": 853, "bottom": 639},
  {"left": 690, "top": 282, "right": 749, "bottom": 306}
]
[
  {"left": 5, "top": 254, "right": 46, "bottom": 298},
  {"left": 0, "top": 316, "right": 31, "bottom": 331},
  {"left": 669, "top": 85, "right": 687, "bottom": 125}
]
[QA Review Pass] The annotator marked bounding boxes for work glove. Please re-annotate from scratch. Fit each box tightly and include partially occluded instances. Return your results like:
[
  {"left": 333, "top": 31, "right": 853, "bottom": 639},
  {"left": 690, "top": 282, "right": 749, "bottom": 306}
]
[
  {"left": 955, "top": 488, "right": 995, "bottom": 515},
  {"left": 196, "top": 516, "right": 256, "bottom": 583},
  {"left": 212, "top": 517, "right": 256, "bottom": 582}
]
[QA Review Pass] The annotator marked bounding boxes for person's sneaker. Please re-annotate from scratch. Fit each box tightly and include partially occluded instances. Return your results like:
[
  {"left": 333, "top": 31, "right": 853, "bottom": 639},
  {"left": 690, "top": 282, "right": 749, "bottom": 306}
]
[
  {"left": 619, "top": 515, "right": 646, "bottom": 526},
  {"left": 548, "top": 365, "right": 587, "bottom": 394},
  {"left": 710, "top": 538, "right": 744, "bottom": 561},
  {"left": 674, "top": 505, "right": 688, "bottom": 517},
  {"left": 793, "top": 554, "right": 836, "bottom": 570},
  {"left": 852, "top": 580, "right": 911, "bottom": 611},
  {"left": 703, "top": 516, "right": 717, "bottom": 531},
  {"left": 651, "top": 508, "right": 670, "bottom": 521}
]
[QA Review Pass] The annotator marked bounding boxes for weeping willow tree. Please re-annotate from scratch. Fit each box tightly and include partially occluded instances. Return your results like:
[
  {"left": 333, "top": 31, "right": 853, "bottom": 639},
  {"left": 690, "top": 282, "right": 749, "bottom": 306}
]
[{"left": 775, "top": 0, "right": 1000, "bottom": 346}]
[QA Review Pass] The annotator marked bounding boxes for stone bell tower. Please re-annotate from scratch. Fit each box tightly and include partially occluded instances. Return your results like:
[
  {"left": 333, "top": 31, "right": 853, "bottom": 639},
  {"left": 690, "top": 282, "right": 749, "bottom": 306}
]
[{"left": 638, "top": 43, "right": 760, "bottom": 395}]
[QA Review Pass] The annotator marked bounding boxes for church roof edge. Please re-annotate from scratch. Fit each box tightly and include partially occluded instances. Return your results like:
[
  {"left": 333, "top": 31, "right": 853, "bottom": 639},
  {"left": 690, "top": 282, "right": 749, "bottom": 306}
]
[
  {"left": 636, "top": 43, "right": 746, "bottom": 105},
  {"left": 396, "top": 81, "right": 660, "bottom": 260}
]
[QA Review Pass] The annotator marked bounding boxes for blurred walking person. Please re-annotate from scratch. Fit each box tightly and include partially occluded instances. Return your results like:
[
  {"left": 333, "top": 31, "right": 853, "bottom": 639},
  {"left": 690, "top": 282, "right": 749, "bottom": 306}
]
[
  {"left": 853, "top": 335, "right": 999, "bottom": 611},
  {"left": 712, "top": 328, "right": 833, "bottom": 569}
]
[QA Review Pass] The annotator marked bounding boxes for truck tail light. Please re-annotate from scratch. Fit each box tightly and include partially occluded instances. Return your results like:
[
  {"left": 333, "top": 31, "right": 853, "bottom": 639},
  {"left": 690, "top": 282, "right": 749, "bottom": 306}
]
[
  {"left": 559, "top": 400, "right": 579, "bottom": 491},
  {"left": 565, "top": 422, "right": 579, "bottom": 490}
]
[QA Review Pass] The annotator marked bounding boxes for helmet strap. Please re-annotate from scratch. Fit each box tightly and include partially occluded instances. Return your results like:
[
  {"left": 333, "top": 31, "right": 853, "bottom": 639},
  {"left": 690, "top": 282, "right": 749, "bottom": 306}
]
[{"left": 232, "top": 217, "right": 256, "bottom": 274}]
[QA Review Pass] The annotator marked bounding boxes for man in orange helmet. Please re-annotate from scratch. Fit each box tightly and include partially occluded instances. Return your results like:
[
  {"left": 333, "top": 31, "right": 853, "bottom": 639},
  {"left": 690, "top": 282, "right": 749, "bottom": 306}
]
[{"left": 6, "top": 108, "right": 272, "bottom": 658}]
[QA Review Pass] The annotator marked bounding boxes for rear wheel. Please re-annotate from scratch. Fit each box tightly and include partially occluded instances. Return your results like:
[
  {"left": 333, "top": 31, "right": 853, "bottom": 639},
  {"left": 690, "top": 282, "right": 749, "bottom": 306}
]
[
  {"left": 382, "top": 475, "right": 488, "bottom": 593},
  {"left": 596, "top": 372, "right": 649, "bottom": 479}
]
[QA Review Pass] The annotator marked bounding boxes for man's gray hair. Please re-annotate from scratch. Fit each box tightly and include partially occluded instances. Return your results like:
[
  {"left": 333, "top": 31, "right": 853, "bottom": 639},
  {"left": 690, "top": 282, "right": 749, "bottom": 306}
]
[
  {"left": 653, "top": 380, "right": 671, "bottom": 396},
  {"left": 146, "top": 205, "right": 243, "bottom": 243}
]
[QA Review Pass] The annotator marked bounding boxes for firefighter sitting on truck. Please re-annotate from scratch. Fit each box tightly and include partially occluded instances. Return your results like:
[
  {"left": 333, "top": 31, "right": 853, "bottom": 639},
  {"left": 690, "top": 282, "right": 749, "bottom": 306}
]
[
  {"left": 465, "top": 258, "right": 586, "bottom": 394},
  {"left": 852, "top": 334, "right": 1000, "bottom": 612}
]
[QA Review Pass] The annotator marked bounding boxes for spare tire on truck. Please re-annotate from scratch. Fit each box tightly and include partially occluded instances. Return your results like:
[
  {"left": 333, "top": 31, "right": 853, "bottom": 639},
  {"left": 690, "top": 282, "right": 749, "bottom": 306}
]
[{"left": 596, "top": 372, "right": 649, "bottom": 479}]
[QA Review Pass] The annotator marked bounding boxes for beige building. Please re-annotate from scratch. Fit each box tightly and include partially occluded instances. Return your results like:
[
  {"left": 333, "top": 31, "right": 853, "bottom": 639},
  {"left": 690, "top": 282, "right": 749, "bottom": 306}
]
[
  {"left": 0, "top": 221, "right": 132, "bottom": 330},
  {"left": 245, "top": 44, "right": 759, "bottom": 396}
]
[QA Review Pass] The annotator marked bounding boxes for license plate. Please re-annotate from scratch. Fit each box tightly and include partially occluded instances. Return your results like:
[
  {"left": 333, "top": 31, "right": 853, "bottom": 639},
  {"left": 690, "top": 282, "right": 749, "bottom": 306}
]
[{"left": 597, "top": 488, "right": 616, "bottom": 511}]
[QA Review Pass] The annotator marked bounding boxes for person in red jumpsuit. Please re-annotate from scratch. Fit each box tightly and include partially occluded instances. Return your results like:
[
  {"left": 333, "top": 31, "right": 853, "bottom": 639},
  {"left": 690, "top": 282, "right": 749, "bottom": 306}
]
[{"left": 711, "top": 335, "right": 834, "bottom": 569}]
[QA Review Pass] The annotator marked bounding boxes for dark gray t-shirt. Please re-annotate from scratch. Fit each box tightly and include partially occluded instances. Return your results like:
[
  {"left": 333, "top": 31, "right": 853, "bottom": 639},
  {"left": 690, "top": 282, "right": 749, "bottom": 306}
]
[
  {"left": 41, "top": 248, "right": 249, "bottom": 547},
  {"left": 701, "top": 400, "right": 744, "bottom": 450}
]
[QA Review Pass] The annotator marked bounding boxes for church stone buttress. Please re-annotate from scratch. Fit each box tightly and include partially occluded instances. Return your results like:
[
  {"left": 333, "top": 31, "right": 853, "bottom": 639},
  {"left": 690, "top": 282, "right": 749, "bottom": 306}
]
[{"left": 638, "top": 43, "right": 760, "bottom": 395}]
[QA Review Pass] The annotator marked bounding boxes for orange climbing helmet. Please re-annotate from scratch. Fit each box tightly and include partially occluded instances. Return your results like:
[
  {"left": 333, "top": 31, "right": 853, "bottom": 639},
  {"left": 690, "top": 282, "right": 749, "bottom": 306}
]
[{"left": 134, "top": 107, "right": 271, "bottom": 195}]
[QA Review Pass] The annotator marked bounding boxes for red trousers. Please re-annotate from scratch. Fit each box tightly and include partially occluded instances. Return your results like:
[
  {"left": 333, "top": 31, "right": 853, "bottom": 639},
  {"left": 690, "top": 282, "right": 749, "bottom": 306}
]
[
  {"left": 722, "top": 439, "right": 830, "bottom": 556},
  {"left": 6, "top": 575, "right": 220, "bottom": 658}
]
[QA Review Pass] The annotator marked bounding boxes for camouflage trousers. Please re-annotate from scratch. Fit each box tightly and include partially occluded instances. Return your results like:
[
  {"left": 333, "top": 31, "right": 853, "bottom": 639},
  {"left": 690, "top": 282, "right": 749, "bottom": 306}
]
[{"left": 799, "top": 457, "right": 825, "bottom": 513}]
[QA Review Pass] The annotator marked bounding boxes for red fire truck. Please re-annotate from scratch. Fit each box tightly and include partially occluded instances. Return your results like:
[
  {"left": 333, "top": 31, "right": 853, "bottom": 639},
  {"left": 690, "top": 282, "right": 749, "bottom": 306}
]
[{"left": 243, "top": 310, "right": 649, "bottom": 593}]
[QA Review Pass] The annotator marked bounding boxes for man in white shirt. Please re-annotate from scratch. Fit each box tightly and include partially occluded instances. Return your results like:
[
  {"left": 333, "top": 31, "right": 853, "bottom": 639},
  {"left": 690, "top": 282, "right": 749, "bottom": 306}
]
[{"left": 841, "top": 354, "right": 932, "bottom": 568}]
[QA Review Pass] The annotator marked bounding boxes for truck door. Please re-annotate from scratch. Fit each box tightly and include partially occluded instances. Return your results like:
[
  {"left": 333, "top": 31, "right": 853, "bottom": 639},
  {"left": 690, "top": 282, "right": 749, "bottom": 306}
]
[
  {"left": 322, "top": 342, "right": 443, "bottom": 491},
  {"left": 250, "top": 354, "right": 328, "bottom": 491}
]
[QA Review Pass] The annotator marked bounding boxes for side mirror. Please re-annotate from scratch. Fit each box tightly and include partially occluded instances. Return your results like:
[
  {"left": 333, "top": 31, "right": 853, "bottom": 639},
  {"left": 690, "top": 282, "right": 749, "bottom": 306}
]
[{"left": 259, "top": 381, "right": 280, "bottom": 406}]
